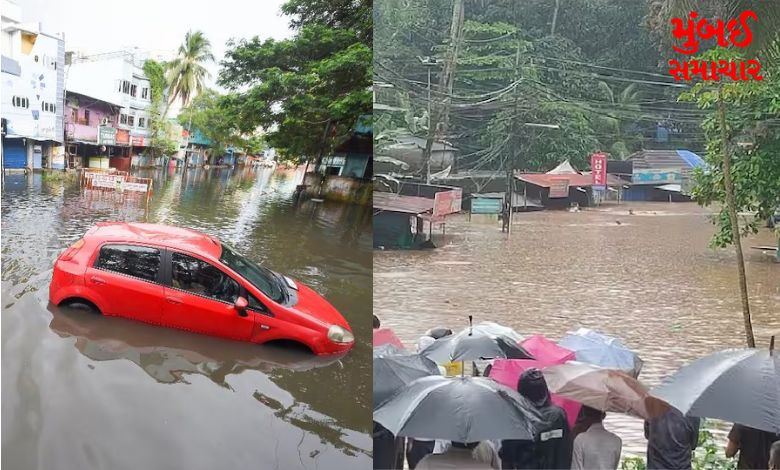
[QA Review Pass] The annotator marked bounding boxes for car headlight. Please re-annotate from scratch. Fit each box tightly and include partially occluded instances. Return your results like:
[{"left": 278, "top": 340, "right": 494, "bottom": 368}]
[{"left": 327, "top": 325, "right": 354, "bottom": 344}]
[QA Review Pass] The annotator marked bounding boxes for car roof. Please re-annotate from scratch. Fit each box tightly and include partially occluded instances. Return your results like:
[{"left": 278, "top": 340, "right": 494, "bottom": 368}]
[{"left": 87, "top": 222, "right": 223, "bottom": 260}]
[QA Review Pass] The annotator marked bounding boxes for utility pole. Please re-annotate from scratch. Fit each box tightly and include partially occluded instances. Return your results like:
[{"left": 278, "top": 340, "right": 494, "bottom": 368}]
[
  {"left": 507, "top": 0, "right": 523, "bottom": 238},
  {"left": 551, "top": 0, "right": 560, "bottom": 35},
  {"left": 422, "top": 0, "right": 464, "bottom": 184},
  {"left": 427, "top": 67, "right": 432, "bottom": 128},
  {"left": 418, "top": 56, "right": 437, "bottom": 130}
]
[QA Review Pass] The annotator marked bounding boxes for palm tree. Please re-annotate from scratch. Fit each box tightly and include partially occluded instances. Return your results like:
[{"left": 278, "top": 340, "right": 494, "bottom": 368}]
[
  {"left": 596, "top": 82, "right": 643, "bottom": 159},
  {"left": 165, "top": 30, "right": 215, "bottom": 117}
]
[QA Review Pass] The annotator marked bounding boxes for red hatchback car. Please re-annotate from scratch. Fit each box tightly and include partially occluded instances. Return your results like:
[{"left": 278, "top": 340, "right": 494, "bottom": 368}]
[{"left": 49, "top": 222, "right": 354, "bottom": 355}]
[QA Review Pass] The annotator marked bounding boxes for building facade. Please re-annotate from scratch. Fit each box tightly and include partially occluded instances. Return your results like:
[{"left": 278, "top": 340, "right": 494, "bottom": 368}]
[
  {"left": 64, "top": 91, "right": 135, "bottom": 170},
  {"left": 66, "top": 51, "right": 152, "bottom": 168},
  {"left": 1, "top": 0, "right": 65, "bottom": 170},
  {"left": 181, "top": 126, "right": 211, "bottom": 167}
]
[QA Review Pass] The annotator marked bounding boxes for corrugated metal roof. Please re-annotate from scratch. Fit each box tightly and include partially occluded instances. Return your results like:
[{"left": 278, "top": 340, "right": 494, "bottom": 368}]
[
  {"left": 628, "top": 149, "right": 705, "bottom": 169},
  {"left": 516, "top": 173, "right": 593, "bottom": 188},
  {"left": 374, "top": 192, "right": 435, "bottom": 214}
]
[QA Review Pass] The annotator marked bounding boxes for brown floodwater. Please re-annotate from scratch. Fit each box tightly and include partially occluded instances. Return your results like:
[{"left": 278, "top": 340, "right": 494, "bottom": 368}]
[
  {"left": 1, "top": 166, "right": 372, "bottom": 470},
  {"left": 374, "top": 202, "right": 779, "bottom": 454}
]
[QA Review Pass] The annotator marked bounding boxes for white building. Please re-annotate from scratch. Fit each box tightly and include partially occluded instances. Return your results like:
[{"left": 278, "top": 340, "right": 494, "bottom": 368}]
[
  {"left": 1, "top": 0, "right": 65, "bottom": 170},
  {"left": 66, "top": 51, "right": 152, "bottom": 153}
]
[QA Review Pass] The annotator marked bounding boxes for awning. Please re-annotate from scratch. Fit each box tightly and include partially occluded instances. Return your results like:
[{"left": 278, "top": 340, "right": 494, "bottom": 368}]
[{"left": 656, "top": 184, "right": 682, "bottom": 192}]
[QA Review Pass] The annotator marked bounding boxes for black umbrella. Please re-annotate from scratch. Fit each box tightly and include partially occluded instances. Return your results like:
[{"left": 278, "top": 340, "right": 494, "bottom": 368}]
[
  {"left": 426, "top": 327, "right": 454, "bottom": 339},
  {"left": 421, "top": 317, "right": 530, "bottom": 364},
  {"left": 651, "top": 337, "right": 780, "bottom": 433},
  {"left": 374, "top": 375, "right": 543, "bottom": 442},
  {"left": 374, "top": 347, "right": 440, "bottom": 409},
  {"left": 422, "top": 332, "right": 534, "bottom": 363}
]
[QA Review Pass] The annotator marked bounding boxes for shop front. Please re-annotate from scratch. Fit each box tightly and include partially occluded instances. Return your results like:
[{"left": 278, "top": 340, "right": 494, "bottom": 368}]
[{"left": 110, "top": 129, "right": 132, "bottom": 172}]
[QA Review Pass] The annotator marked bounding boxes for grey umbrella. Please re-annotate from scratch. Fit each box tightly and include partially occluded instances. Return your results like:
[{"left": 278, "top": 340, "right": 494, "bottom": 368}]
[
  {"left": 373, "top": 375, "right": 543, "bottom": 442},
  {"left": 373, "top": 347, "right": 440, "bottom": 409},
  {"left": 651, "top": 340, "right": 780, "bottom": 433},
  {"left": 422, "top": 331, "right": 533, "bottom": 364},
  {"left": 374, "top": 343, "right": 408, "bottom": 357}
]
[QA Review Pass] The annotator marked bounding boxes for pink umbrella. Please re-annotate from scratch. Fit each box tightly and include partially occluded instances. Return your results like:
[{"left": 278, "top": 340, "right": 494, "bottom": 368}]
[
  {"left": 521, "top": 335, "right": 576, "bottom": 365},
  {"left": 489, "top": 359, "right": 582, "bottom": 429},
  {"left": 373, "top": 327, "right": 405, "bottom": 350}
]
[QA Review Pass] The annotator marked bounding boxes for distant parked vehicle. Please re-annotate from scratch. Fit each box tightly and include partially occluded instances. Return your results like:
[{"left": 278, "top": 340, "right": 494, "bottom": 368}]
[{"left": 49, "top": 223, "right": 354, "bottom": 355}]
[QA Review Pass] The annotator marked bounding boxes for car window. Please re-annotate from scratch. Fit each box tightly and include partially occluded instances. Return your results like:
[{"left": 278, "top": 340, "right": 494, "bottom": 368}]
[
  {"left": 247, "top": 294, "right": 267, "bottom": 312},
  {"left": 218, "top": 244, "right": 286, "bottom": 303},
  {"left": 95, "top": 244, "right": 160, "bottom": 282},
  {"left": 171, "top": 252, "right": 240, "bottom": 304}
]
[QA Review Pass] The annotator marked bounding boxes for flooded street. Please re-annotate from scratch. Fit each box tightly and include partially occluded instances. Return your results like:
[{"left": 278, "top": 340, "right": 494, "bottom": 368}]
[
  {"left": 2, "top": 166, "right": 372, "bottom": 469},
  {"left": 374, "top": 203, "right": 779, "bottom": 454}
]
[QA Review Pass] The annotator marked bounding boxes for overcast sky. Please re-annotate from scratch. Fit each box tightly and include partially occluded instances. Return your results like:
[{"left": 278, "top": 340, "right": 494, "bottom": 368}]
[{"left": 17, "top": 0, "right": 293, "bottom": 91}]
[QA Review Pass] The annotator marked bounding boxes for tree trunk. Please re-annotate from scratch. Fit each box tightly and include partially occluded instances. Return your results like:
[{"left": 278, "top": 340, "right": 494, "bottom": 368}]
[
  {"left": 718, "top": 89, "right": 755, "bottom": 348},
  {"left": 422, "top": 0, "right": 464, "bottom": 183},
  {"left": 162, "top": 99, "right": 173, "bottom": 119}
]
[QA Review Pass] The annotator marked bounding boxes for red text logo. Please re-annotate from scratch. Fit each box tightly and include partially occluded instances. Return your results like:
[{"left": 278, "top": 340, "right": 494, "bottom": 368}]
[{"left": 668, "top": 10, "right": 762, "bottom": 81}]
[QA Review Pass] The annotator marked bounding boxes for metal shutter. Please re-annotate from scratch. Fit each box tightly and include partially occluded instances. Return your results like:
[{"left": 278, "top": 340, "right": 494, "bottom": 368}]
[{"left": 3, "top": 139, "right": 27, "bottom": 169}]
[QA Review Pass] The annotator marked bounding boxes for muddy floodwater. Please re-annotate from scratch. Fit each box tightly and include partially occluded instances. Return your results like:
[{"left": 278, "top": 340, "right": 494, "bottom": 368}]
[
  {"left": 2, "top": 166, "right": 372, "bottom": 470},
  {"left": 374, "top": 203, "right": 779, "bottom": 454}
]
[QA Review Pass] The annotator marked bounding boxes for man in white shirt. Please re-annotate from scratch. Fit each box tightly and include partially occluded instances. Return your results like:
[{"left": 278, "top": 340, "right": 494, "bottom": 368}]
[{"left": 571, "top": 407, "right": 622, "bottom": 470}]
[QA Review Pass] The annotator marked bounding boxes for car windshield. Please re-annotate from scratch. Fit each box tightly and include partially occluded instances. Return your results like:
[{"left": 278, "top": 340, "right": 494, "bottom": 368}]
[{"left": 219, "top": 243, "right": 286, "bottom": 303}]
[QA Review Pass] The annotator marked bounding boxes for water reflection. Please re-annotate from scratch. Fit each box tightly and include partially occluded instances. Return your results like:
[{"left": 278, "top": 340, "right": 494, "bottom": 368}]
[
  {"left": 2, "top": 167, "right": 372, "bottom": 470},
  {"left": 48, "top": 304, "right": 344, "bottom": 385}
]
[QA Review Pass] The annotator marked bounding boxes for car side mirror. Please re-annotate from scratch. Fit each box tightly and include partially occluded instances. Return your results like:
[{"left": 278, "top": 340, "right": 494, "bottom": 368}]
[{"left": 234, "top": 296, "right": 248, "bottom": 316}]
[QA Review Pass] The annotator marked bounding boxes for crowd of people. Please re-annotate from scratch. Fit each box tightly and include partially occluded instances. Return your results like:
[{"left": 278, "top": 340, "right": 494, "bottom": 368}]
[{"left": 373, "top": 317, "right": 780, "bottom": 470}]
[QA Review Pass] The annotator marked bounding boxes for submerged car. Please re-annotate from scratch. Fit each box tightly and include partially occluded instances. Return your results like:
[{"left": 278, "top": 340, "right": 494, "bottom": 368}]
[{"left": 49, "top": 222, "right": 354, "bottom": 355}]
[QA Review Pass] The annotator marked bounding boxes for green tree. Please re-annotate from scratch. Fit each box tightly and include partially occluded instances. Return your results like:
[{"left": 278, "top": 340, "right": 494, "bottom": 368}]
[
  {"left": 165, "top": 30, "right": 215, "bottom": 116},
  {"left": 219, "top": 0, "right": 371, "bottom": 162},
  {"left": 178, "top": 89, "right": 238, "bottom": 157},
  {"left": 143, "top": 59, "right": 178, "bottom": 159},
  {"left": 652, "top": 0, "right": 780, "bottom": 349},
  {"left": 451, "top": 19, "right": 602, "bottom": 172},
  {"left": 681, "top": 47, "right": 780, "bottom": 348}
]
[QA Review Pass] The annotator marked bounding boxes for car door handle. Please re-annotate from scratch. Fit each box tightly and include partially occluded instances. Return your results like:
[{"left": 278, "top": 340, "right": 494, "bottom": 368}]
[
  {"left": 91, "top": 276, "right": 106, "bottom": 285},
  {"left": 166, "top": 296, "right": 183, "bottom": 304}
]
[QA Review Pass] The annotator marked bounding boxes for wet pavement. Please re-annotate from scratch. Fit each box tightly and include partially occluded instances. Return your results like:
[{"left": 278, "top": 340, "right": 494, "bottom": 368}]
[
  {"left": 1, "top": 166, "right": 372, "bottom": 470},
  {"left": 374, "top": 203, "right": 779, "bottom": 454}
]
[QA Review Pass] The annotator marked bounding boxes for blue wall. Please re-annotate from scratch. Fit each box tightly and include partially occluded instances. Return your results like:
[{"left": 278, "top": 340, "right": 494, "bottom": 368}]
[{"left": 622, "top": 186, "right": 652, "bottom": 202}]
